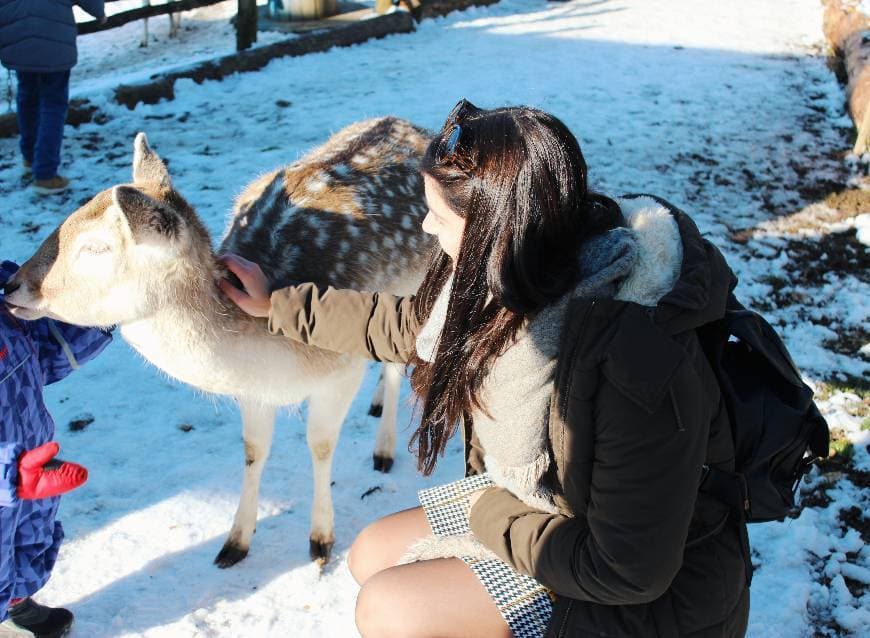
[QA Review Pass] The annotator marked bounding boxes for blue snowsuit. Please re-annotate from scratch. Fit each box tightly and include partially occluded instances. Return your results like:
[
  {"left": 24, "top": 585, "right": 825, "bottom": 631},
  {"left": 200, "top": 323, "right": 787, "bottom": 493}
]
[{"left": 0, "top": 260, "right": 111, "bottom": 621}]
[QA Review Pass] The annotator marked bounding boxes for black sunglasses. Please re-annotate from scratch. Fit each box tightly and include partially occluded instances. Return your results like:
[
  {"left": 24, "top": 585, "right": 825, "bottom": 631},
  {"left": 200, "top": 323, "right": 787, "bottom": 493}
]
[{"left": 438, "top": 98, "right": 481, "bottom": 162}]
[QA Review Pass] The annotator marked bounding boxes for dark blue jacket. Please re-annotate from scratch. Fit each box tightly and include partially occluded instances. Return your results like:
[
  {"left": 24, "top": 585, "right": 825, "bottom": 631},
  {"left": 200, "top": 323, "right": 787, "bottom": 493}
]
[
  {"left": 0, "top": 1, "right": 105, "bottom": 73},
  {"left": 0, "top": 260, "right": 112, "bottom": 619}
]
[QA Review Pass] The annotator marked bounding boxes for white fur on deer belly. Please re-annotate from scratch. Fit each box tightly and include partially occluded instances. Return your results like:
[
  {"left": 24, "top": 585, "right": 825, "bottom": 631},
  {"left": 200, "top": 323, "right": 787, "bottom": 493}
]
[{"left": 119, "top": 320, "right": 340, "bottom": 403}]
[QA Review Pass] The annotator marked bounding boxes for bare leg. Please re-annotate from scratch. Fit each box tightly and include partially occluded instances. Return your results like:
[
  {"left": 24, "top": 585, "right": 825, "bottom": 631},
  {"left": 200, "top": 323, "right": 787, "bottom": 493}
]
[
  {"left": 356, "top": 558, "right": 512, "bottom": 638},
  {"left": 215, "top": 401, "right": 276, "bottom": 568},
  {"left": 348, "top": 506, "right": 431, "bottom": 585}
]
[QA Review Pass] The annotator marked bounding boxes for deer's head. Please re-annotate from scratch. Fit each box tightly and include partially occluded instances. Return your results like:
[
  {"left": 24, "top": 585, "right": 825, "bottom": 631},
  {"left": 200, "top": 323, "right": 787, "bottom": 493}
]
[{"left": 4, "top": 133, "right": 206, "bottom": 327}]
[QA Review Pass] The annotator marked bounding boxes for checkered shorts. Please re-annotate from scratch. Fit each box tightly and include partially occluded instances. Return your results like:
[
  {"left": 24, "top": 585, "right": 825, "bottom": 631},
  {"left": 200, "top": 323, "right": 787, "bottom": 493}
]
[{"left": 418, "top": 474, "right": 553, "bottom": 638}]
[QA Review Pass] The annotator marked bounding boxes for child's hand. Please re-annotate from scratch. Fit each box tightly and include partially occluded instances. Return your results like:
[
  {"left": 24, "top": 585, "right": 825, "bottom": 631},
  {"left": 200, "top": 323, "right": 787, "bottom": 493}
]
[{"left": 18, "top": 442, "right": 88, "bottom": 500}]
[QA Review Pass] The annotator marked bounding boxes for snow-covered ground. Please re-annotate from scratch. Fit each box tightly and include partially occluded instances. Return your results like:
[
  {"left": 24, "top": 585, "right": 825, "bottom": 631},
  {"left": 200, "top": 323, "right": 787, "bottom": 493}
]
[{"left": 0, "top": 0, "right": 868, "bottom": 636}]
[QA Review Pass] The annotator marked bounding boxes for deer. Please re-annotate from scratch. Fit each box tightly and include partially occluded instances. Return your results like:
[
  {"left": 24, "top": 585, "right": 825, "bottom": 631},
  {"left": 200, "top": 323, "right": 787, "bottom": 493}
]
[
  {"left": 140, "top": 0, "right": 181, "bottom": 48},
  {"left": 4, "top": 117, "right": 433, "bottom": 568}
]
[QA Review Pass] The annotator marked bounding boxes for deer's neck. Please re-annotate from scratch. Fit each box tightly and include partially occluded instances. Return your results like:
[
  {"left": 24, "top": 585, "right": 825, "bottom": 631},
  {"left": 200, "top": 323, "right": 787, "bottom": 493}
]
[
  {"left": 119, "top": 255, "right": 350, "bottom": 405},
  {"left": 119, "top": 258, "right": 288, "bottom": 398}
]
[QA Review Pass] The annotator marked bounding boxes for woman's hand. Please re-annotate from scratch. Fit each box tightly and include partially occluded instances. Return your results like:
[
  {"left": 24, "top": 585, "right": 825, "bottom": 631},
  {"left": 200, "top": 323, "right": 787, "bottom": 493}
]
[{"left": 218, "top": 253, "right": 272, "bottom": 318}]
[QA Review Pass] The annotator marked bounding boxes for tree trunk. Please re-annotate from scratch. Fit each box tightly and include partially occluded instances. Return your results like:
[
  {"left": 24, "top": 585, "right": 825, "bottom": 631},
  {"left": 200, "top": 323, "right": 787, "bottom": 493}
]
[{"left": 237, "top": 0, "right": 258, "bottom": 51}]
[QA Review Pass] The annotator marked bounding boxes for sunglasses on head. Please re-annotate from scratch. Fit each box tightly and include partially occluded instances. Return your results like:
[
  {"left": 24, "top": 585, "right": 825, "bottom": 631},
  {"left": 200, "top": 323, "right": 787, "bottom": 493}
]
[{"left": 437, "top": 98, "right": 481, "bottom": 163}]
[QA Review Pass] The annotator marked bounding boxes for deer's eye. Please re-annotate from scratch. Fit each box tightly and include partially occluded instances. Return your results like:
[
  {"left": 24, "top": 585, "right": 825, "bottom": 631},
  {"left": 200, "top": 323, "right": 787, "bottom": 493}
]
[{"left": 80, "top": 242, "right": 110, "bottom": 256}]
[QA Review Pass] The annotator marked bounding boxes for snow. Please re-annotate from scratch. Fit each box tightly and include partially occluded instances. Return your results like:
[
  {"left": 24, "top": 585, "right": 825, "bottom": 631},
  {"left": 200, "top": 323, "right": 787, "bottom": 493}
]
[
  {"left": 857, "top": 213, "right": 870, "bottom": 246},
  {"left": 1, "top": 0, "right": 868, "bottom": 636}
]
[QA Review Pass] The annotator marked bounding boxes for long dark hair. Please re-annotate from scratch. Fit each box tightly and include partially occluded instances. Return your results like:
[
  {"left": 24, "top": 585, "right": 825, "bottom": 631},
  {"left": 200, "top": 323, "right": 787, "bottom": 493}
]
[{"left": 409, "top": 100, "right": 623, "bottom": 475}]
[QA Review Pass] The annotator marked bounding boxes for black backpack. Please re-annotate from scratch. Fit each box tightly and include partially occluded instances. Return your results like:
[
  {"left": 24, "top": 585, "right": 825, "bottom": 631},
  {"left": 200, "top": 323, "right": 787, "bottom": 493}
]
[{"left": 697, "top": 294, "right": 830, "bottom": 523}]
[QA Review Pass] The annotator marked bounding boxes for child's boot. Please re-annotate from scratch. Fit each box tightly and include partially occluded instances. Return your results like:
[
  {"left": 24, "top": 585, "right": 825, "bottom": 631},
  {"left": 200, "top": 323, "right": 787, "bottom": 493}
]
[{"left": 5, "top": 599, "right": 72, "bottom": 638}]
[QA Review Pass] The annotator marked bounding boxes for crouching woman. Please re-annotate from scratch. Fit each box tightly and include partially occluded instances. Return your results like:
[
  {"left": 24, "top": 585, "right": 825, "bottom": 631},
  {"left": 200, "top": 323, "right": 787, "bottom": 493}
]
[{"left": 221, "top": 101, "right": 749, "bottom": 638}]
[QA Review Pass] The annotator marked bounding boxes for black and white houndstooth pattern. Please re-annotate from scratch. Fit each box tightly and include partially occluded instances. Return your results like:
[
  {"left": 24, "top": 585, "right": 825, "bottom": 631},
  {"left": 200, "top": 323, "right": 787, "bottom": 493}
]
[
  {"left": 417, "top": 474, "right": 553, "bottom": 638},
  {"left": 462, "top": 556, "right": 553, "bottom": 637},
  {"left": 418, "top": 473, "right": 495, "bottom": 536}
]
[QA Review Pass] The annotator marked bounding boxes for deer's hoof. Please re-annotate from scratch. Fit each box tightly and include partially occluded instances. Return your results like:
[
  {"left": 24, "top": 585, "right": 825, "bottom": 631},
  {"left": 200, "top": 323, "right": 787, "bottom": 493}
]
[
  {"left": 309, "top": 538, "right": 334, "bottom": 565},
  {"left": 373, "top": 454, "right": 393, "bottom": 473},
  {"left": 367, "top": 403, "right": 383, "bottom": 418},
  {"left": 214, "top": 542, "right": 249, "bottom": 568}
]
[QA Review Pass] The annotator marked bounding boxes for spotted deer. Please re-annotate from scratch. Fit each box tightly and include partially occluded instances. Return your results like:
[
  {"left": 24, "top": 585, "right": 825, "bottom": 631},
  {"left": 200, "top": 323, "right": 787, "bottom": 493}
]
[{"left": 4, "top": 117, "right": 433, "bottom": 567}]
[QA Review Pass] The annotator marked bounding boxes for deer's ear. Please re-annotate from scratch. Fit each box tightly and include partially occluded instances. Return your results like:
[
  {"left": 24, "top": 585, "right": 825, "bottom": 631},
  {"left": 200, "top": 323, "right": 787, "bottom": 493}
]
[
  {"left": 132, "top": 132, "right": 172, "bottom": 189},
  {"left": 112, "top": 185, "right": 179, "bottom": 242}
]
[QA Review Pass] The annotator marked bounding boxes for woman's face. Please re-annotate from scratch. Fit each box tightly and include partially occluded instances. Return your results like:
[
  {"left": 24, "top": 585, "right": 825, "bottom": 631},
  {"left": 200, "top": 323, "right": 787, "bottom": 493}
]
[{"left": 422, "top": 175, "right": 466, "bottom": 261}]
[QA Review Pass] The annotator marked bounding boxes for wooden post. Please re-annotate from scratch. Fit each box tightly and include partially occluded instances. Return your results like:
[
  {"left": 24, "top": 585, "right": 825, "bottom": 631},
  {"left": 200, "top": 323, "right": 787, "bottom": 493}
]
[{"left": 237, "top": 0, "right": 258, "bottom": 51}]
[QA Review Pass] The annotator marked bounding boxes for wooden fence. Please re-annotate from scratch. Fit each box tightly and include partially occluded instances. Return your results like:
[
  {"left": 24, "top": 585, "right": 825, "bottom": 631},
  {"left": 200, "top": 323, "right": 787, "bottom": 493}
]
[
  {"left": 77, "top": 0, "right": 230, "bottom": 36},
  {"left": 77, "top": 0, "right": 259, "bottom": 51}
]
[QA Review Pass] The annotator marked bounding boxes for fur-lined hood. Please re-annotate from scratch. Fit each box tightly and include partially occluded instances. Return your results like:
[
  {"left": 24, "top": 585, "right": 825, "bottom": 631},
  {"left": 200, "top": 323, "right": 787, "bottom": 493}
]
[{"left": 620, "top": 194, "right": 737, "bottom": 335}]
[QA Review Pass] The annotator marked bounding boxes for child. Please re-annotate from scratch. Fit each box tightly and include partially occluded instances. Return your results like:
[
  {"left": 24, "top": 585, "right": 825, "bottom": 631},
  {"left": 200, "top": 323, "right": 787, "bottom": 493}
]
[{"left": 1, "top": 260, "right": 112, "bottom": 638}]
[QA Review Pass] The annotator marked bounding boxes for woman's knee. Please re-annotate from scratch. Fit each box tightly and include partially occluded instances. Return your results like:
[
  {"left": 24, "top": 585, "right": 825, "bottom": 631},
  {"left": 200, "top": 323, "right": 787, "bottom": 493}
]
[
  {"left": 355, "top": 571, "right": 411, "bottom": 638},
  {"left": 348, "top": 508, "right": 428, "bottom": 585},
  {"left": 355, "top": 577, "right": 384, "bottom": 638},
  {"left": 347, "top": 521, "right": 387, "bottom": 585}
]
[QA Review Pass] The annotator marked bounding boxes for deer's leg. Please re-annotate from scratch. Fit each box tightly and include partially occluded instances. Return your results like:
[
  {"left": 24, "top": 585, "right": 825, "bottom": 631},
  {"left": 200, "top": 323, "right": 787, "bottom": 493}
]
[
  {"left": 373, "top": 363, "right": 401, "bottom": 473},
  {"left": 307, "top": 362, "right": 366, "bottom": 565},
  {"left": 169, "top": 12, "right": 180, "bottom": 38},
  {"left": 367, "top": 368, "right": 384, "bottom": 418},
  {"left": 140, "top": 1, "right": 150, "bottom": 47},
  {"left": 214, "top": 401, "right": 276, "bottom": 568}
]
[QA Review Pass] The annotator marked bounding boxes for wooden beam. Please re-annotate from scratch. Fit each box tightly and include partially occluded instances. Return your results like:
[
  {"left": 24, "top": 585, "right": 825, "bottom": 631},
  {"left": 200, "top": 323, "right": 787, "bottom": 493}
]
[{"left": 77, "top": 0, "right": 228, "bottom": 35}]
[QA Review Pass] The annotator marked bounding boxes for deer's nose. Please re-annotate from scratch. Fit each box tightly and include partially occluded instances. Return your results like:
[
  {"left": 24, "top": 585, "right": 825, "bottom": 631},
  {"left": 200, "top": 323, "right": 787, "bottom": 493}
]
[{"left": 2, "top": 280, "right": 21, "bottom": 296}]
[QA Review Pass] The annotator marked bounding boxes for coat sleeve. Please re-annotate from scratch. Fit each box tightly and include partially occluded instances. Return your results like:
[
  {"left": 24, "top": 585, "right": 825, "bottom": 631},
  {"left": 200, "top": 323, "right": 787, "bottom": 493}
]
[
  {"left": 30, "top": 321, "right": 113, "bottom": 386},
  {"left": 469, "top": 326, "right": 710, "bottom": 605},
  {"left": 76, "top": 1, "right": 106, "bottom": 19},
  {"left": 269, "top": 283, "right": 421, "bottom": 364}
]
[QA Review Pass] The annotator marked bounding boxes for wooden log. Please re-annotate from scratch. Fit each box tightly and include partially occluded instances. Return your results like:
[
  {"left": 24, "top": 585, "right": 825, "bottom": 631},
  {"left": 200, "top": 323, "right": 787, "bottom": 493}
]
[
  {"left": 422, "top": 0, "right": 497, "bottom": 19},
  {"left": 822, "top": 0, "right": 870, "bottom": 153},
  {"left": 823, "top": 0, "right": 869, "bottom": 52}
]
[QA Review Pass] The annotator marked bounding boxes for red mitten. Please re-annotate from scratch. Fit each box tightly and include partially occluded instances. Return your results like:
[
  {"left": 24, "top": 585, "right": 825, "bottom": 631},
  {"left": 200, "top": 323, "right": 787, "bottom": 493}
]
[{"left": 17, "top": 442, "right": 88, "bottom": 500}]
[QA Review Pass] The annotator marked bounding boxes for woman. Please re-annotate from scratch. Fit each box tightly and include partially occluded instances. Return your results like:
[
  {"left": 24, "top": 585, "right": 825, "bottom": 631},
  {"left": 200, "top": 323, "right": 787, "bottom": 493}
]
[{"left": 220, "top": 101, "right": 749, "bottom": 637}]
